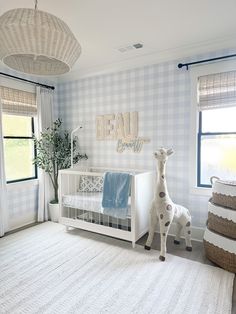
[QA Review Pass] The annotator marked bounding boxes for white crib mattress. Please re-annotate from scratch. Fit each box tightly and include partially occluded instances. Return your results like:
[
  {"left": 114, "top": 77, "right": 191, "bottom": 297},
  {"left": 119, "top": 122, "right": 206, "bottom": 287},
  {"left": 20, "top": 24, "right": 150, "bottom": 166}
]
[{"left": 62, "top": 192, "right": 131, "bottom": 217}]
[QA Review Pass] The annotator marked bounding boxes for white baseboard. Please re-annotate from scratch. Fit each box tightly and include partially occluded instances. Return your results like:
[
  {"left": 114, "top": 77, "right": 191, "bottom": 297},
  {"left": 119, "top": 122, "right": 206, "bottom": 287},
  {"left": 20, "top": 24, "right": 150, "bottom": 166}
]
[
  {"left": 8, "top": 220, "right": 37, "bottom": 232},
  {"left": 155, "top": 222, "right": 205, "bottom": 242},
  {"left": 7, "top": 220, "right": 205, "bottom": 242}
]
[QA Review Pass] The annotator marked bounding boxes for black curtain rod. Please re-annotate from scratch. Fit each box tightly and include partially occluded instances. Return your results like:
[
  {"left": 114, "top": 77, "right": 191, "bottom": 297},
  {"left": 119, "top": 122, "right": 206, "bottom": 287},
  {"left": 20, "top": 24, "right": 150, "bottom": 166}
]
[
  {"left": 0, "top": 72, "right": 55, "bottom": 90},
  {"left": 178, "top": 53, "right": 236, "bottom": 70}
]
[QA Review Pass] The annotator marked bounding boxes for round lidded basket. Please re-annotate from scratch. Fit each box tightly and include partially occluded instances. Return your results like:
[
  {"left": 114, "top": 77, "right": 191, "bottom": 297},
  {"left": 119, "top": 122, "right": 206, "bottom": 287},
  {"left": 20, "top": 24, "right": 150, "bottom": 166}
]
[
  {"left": 207, "top": 199, "right": 236, "bottom": 239},
  {"left": 203, "top": 228, "right": 236, "bottom": 273},
  {"left": 211, "top": 177, "right": 236, "bottom": 210}
]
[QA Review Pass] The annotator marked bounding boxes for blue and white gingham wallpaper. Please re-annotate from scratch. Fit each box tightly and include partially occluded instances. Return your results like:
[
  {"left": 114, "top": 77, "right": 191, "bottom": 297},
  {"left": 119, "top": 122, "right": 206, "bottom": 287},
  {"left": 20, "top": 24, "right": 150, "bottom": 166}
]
[
  {"left": 8, "top": 185, "right": 38, "bottom": 230},
  {"left": 57, "top": 48, "right": 235, "bottom": 228},
  {"left": 5, "top": 48, "right": 235, "bottom": 229}
]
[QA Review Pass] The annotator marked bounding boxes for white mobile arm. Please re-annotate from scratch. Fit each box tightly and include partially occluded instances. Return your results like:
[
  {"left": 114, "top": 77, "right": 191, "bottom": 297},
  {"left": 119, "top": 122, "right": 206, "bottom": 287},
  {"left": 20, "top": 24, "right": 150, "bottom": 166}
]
[{"left": 71, "top": 126, "right": 83, "bottom": 168}]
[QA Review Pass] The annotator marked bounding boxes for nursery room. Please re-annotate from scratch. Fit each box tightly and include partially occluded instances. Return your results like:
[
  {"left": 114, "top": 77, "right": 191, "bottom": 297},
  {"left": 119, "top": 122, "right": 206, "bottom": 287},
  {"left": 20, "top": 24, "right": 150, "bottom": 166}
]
[{"left": 0, "top": 0, "right": 236, "bottom": 313}]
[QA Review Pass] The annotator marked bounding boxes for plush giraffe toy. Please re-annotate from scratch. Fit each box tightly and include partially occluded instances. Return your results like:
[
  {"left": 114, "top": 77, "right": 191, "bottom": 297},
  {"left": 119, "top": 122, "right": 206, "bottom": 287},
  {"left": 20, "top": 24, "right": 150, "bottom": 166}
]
[{"left": 145, "top": 148, "right": 192, "bottom": 261}]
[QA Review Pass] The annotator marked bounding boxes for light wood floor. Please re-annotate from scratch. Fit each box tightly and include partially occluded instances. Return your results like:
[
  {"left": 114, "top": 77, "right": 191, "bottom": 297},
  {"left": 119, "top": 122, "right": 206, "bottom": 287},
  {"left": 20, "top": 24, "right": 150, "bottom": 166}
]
[{"left": 137, "top": 233, "right": 236, "bottom": 314}]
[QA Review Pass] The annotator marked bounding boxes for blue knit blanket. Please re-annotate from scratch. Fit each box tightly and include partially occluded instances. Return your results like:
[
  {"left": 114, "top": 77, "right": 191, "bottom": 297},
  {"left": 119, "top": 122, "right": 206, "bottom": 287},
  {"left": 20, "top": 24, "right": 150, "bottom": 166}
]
[{"left": 102, "top": 172, "right": 131, "bottom": 219}]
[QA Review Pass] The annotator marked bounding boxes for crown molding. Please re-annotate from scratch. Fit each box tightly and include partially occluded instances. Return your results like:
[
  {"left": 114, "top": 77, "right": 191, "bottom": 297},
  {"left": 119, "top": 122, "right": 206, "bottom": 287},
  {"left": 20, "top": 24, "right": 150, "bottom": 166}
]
[{"left": 57, "top": 35, "right": 236, "bottom": 83}]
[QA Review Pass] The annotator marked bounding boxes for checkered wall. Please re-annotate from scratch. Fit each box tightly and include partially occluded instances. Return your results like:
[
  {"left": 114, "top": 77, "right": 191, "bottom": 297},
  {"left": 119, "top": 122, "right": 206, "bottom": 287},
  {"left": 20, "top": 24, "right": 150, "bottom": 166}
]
[
  {"left": 57, "top": 48, "right": 235, "bottom": 228},
  {"left": 8, "top": 185, "right": 38, "bottom": 230}
]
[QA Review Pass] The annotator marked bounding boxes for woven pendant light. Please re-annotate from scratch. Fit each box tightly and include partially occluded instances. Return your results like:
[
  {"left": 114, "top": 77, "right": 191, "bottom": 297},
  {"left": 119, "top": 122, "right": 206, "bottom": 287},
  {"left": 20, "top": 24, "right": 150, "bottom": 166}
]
[{"left": 0, "top": 1, "right": 81, "bottom": 76}]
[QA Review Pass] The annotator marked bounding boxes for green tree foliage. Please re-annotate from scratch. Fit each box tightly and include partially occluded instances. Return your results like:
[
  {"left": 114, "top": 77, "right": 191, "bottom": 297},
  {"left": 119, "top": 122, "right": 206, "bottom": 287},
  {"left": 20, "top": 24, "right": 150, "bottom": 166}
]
[{"left": 33, "top": 119, "right": 88, "bottom": 203}]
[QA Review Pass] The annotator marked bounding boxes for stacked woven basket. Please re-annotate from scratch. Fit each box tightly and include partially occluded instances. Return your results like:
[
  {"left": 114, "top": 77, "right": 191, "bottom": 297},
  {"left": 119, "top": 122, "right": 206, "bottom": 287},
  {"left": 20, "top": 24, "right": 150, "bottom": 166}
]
[{"left": 203, "top": 177, "right": 236, "bottom": 273}]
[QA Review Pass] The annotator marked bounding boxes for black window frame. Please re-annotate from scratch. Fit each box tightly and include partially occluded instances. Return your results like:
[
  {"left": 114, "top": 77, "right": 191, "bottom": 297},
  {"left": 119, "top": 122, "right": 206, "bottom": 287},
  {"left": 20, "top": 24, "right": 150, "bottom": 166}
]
[
  {"left": 3, "top": 116, "right": 38, "bottom": 184},
  {"left": 197, "top": 111, "right": 236, "bottom": 188}
]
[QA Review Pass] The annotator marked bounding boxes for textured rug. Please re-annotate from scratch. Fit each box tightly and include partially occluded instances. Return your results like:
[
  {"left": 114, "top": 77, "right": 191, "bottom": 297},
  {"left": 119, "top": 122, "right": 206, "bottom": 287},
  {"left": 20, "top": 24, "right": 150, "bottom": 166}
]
[{"left": 0, "top": 222, "right": 234, "bottom": 314}]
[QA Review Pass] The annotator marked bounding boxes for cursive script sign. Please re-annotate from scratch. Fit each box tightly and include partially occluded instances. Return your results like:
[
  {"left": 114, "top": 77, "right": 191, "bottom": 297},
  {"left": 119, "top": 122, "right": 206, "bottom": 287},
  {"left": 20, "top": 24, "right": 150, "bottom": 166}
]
[{"left": 117, "top": 138, "right": 150, "bottom": 153}]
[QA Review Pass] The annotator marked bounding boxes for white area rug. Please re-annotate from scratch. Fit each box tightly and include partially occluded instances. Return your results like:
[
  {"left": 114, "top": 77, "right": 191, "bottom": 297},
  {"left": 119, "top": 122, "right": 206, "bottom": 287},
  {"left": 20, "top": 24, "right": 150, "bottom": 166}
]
[{"left": 0, "top": 222, "right": 234, "bottom": 314}]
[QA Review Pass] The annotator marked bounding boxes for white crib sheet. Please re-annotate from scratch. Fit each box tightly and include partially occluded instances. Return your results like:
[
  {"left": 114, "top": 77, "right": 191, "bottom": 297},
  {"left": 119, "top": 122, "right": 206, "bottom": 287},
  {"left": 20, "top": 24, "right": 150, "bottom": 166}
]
[{"left": 62, "top": 192, "right": 131, "bottom": 217}]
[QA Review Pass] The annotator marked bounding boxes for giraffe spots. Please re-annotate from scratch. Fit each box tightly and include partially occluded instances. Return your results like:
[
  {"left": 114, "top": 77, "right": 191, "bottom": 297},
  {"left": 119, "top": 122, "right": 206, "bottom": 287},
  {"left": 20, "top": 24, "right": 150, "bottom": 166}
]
[
  {"left": 162, "top": 233, "right": 166, "bottom": 236},
  {"left": 186, "top": 221, "right": 191, "bottom": 227},
  {"left": 160, "top": 214, "right": 163, "bottom": 219},
  {"left": 166, "top": 204, "right": 172, "bottom": 211},
  {"left": 165, "top": 221, "right": 170, "bottom": 227},
  {"left": 188, "top": 230, "right": 191, "bottom": 234},
  {"left": 159, "top": 192, "right": 165, "bottom": 198}
]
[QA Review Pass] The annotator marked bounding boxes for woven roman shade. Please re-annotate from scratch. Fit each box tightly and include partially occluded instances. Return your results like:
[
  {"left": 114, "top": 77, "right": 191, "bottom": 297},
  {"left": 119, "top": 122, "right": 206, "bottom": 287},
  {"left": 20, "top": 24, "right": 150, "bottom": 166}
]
[
  {"left": 198, "top": 70, "right": 236, "bottom": 111},
  {"left": 0, "top": 86, "right": 37, "bottom": 116}
]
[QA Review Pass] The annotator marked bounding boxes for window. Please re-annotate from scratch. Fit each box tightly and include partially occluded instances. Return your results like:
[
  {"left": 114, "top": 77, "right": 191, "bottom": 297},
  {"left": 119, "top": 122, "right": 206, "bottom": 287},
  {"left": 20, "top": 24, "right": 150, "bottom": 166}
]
[
  {"left": 197, "top": 107, "right": 236, "bottom": 187},
  {"left": 2, "top": 114, "right": 37, "bottom": 183},
  {"left": 197, "top": 70, "right": 236, "bottom": 187},
  {"left": 0, "top": 85, "right": 37, "bottom": 183}
]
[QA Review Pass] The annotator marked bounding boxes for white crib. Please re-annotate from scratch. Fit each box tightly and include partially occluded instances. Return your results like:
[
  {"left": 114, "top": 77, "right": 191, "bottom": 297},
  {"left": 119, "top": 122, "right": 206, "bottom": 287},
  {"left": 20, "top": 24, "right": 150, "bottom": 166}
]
[{"left": 58, "top": 166, "right": 154, "bottom": 247}]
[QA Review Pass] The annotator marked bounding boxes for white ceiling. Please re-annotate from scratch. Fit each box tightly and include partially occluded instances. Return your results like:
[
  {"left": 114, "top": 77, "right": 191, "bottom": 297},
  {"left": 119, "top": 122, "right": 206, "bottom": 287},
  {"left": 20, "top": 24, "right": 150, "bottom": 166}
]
[{"left": 1, "top": 0, "right": 236, "bottom": 79}]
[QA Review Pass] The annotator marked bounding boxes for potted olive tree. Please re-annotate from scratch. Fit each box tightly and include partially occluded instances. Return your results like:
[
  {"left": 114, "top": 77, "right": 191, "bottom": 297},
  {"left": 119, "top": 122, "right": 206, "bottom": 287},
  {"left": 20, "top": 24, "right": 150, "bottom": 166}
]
[{"left": 33, "top": 119, "right": 88, "bottom": 222}]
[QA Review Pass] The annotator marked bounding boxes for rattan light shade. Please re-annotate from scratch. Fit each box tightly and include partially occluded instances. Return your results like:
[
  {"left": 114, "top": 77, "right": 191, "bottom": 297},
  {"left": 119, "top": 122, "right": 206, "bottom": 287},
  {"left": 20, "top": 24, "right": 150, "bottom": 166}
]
[{"left": 0, "top": 8, "right": 81, "bottom": 75}]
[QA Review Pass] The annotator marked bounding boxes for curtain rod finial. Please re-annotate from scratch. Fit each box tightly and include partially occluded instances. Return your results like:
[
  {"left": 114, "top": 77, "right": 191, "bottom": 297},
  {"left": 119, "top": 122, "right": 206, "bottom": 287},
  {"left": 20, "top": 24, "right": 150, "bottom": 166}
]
[{"left": 178, "top": 63, "right": 183, "bottom": 68}]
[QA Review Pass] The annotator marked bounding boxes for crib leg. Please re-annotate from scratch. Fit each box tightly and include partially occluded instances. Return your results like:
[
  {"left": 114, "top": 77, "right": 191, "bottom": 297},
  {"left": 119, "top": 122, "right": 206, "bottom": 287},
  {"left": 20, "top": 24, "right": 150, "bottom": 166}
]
[{"left": 132, "top": 241, "right": 136, "bottom": 249}]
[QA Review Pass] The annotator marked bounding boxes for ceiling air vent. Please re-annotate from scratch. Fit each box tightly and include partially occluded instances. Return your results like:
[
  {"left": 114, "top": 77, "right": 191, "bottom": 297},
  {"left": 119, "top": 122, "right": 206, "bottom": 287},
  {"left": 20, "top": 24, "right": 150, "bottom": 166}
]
[
  {"left": 117, "top": 43, "right": 143, "bottom": 53},
  {"left": 133, "top": 43, "right": 143, "bottom": 49}
]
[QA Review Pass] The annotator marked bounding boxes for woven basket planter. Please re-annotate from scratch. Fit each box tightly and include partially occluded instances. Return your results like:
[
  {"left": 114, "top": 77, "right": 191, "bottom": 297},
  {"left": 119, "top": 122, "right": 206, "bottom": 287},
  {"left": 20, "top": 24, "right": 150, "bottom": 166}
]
[
  {"left": 208, "top": 200, "right": 236, "bottom": 239},
  {"left": 204, "top": 228, "right": 236, "bottom": 273},
  {"left": 211, "top": 179, "right": 236, "bottom": 210}
]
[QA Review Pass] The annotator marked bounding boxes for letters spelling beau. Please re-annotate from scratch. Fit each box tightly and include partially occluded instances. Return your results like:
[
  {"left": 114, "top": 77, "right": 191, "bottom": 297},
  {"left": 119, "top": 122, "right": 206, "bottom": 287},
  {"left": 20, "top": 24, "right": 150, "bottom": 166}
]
[{"left": 96, "top": 112, "right": 149, "bottom": 153}]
